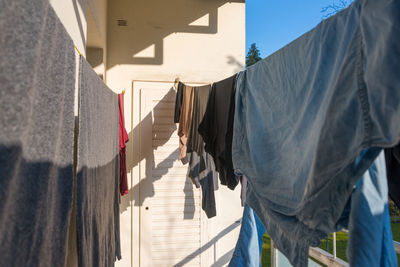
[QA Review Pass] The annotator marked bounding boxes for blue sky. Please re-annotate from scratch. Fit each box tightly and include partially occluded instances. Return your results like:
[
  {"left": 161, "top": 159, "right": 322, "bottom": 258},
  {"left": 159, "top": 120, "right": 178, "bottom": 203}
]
[{"left": 246, "top": 0, "right": 352, "bottom": 58}]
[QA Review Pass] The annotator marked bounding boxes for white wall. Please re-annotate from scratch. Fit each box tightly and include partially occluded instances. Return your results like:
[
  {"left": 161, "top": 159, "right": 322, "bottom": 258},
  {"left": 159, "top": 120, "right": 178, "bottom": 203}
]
[
  {"left": 106, "top": 0, "right": 245, "bottom": 90},
  {"left": 86, "top": 0, "right": 108, "bottom": 79},
  {"left": 49, "top": 0, "right": 87, "bottom": 56},
  {"left": 106, "top": 1, "right": 246, "bottom": 266}
]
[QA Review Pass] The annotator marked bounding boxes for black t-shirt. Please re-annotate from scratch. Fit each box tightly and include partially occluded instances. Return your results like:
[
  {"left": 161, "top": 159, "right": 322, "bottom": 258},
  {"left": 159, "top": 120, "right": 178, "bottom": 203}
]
[
  {"left": 198, "top": 74, "right": 239, "bottom": 190},
  {"left": 187, "top": 85, "right": 212, "bottom": 155},
  {"left": 173, "top": 82, "right": 185, "bottom": 123}
]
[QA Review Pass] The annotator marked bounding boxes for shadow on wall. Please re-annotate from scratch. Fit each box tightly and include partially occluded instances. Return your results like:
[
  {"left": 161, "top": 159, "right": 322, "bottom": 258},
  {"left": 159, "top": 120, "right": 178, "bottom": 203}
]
[
  {"left": 119, "top": 88, "right": 196, "bottom": 219},
  {"left": 173, "top": 220, "right": 241, "bottom": 266},
  {"left": 86, "top": 47, "right": 103, "bottom": 68},
  {"left": 72, "top": 0, "right": 87, "bottom": 48},
  {"left": 107, "top": 0, "right": 245, "bottom": 66},
  {"left": 227, "top": 55, "right": 245, "bottom": 73}
]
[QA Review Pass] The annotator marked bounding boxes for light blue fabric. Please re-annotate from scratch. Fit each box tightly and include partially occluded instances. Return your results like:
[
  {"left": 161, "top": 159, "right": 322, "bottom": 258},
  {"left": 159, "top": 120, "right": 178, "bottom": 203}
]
[
  {"left": 232, "top": 0, "right": 400, "bottom": 266},
  {"left": 229, "top": 204, "right": 266, "bottom": 267},
  {"left": 347, "top": 151, "right": 397, "bottom": 267}
]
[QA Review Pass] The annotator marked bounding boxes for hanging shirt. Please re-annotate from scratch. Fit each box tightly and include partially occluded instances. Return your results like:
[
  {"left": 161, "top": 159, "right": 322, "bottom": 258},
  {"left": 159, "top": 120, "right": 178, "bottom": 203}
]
[
  {"left": 198, "top": 74, "right": 239, "bottom": 190},
  {"left": 177, "top": 85, "right": 194, "bottom": 163},
  {"left": 174, "top": 82, "right": 185, "bottom": 123},
  {"left": 118, "top": 93, "right": 129, "bottom": 196},
  {"left": 187, "top": 85, "right": 212, "bottom": 155},
  {"left": 232, "top": 0, "right": 400, "bottom": 265},
  {"left": 186, "top": 84, "right": 218, "bottom": 218}
]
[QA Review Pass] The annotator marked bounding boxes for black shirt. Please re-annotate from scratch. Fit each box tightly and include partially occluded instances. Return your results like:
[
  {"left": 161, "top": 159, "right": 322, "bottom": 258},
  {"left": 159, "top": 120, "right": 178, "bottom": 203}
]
[
  {"left": 198, "top": 74, "right": 239, "bottom": 190},
  {"left": 173, "top": 82, "right": 185, "bottom": 123}
]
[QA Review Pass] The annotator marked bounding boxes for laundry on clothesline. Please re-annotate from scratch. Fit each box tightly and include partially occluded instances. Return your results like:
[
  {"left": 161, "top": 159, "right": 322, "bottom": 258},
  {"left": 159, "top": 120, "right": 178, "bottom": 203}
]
[
  {"left": 199, "top": 74, "right": 239, "bottom": 190},
  {"left": 0, "top": 1, "right": 123, "bottom": 266},
  {"left": 174, "top": 0, "right": 400, "bottom": 265},
  {"left": 76, "top": 57, "right": 121, "bottom": 266},
  {"left": 119, "top": 93, "right": 129, "bottom": 197},
  {"left": 231, "top": 0, "right": 400, "bottom": 265}
]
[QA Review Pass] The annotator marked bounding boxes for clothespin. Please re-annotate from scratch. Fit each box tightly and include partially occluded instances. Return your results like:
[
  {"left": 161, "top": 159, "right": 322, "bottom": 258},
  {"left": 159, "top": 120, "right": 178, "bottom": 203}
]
[
  {"left": 174, "top": 77, "right": 180, "bottom": 89},
  {"left": 74, "top": 45, "right": 82, "bottom": 56}
]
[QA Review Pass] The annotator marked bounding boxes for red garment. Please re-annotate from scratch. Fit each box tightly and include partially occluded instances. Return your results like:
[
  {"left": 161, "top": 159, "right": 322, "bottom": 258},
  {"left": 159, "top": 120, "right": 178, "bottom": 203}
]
[{"left": 118, "top": 93, "right": 129, "bottom": 196}]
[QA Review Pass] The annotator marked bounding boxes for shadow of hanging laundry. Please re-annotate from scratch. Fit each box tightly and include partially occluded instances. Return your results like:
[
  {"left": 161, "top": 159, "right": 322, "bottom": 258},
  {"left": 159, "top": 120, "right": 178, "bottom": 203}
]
[
  {"left": 173, "top": 219, "right": 241, "bottom": 267},
  {"left": 120, "top": 87, "right": 196, "bottom": 221}
]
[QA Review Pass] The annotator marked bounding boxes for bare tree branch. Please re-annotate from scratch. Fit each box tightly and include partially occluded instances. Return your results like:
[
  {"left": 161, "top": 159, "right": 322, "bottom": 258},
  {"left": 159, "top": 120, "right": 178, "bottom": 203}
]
[{"left": 321, "top": 0, "right": 353, "bottom": 19}]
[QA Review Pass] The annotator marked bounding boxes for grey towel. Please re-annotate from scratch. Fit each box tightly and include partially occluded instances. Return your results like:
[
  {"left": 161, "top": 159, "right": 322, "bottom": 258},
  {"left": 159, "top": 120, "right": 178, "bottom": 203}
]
[
  {"left": 77, "top": 57, "right": 120, "bottom": 267},
  {"left": 0, "top": 0, "right": 76, "bottom": 267}
]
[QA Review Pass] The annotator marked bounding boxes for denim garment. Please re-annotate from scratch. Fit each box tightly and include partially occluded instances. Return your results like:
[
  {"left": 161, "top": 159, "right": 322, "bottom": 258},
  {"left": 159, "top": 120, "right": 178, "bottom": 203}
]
[
  {"left": 229, "top": 204, "right": 266, "bottom": 267},
  {"left": 232, "top": 0, "right": 400, "bottom": 265},
  {"left": 347, "top": 151, "right": 397, "bottom": 267}
]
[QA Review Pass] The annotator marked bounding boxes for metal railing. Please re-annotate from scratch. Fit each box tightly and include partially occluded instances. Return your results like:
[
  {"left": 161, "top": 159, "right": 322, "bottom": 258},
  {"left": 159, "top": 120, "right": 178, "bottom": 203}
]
[
  {"left": 308, "top": 231, "right": 400, "bottom": 267},
  {"left": 271, "top": 231, "right": 400, "bottom": 267},
  {"left": 309, "top": 247, "right": 349, "bottom": 267}
]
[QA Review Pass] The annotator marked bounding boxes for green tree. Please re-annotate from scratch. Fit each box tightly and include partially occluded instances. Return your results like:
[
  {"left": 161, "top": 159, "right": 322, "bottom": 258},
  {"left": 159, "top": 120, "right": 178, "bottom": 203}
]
[{"left": 246, "top": 43, "right": 262, "bottom": 67}]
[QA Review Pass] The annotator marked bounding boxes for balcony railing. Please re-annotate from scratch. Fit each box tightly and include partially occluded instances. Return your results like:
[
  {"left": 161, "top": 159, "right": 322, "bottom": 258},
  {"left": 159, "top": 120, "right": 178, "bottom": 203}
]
[{"left": 271, "top": 231, "right": 400, "bottom": 267}]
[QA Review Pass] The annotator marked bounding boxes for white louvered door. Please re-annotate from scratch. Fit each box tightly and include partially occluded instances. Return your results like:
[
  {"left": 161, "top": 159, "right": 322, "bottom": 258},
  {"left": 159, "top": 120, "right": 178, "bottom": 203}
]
[
  {"left": 138, "top": 82, "right": 206, "bottom": 267},
  {"left": 134, "top": 81, "right": 243, "bottom": 267}
]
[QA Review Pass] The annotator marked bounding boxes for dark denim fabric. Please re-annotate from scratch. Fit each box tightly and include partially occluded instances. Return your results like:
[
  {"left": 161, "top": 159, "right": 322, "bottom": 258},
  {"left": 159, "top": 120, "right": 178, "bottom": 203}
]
[{"left": 233, "top": 0, "right": 400, "bottom": 265}]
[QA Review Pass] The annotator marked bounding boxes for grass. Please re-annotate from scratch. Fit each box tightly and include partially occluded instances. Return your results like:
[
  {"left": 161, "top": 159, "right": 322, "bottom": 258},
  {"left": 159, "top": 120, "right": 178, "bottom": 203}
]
[
  {"left": 261, "top": 222, "right": 400, "bottom": 266},
  {"left": 261, "top": 234, "right": 272, "bottom": 266}
]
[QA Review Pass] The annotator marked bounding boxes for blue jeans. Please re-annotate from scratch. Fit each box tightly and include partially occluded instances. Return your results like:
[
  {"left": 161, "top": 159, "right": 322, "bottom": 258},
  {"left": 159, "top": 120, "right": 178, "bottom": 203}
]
[
  {"left": 346, "top": 151, "right": 398, "bottom": 267},
  {"left": 229, "top": 204, "right": 266, "bottom": 267},
  {"left": 232, "top": 0, "right": 400, "bottom": 265}
]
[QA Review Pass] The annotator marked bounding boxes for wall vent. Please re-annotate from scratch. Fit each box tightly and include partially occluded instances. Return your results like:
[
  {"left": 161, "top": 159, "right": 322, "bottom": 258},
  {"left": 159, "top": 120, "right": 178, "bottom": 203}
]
[{"left": 117, "top": 20, "right": 127, "bottom": 26}]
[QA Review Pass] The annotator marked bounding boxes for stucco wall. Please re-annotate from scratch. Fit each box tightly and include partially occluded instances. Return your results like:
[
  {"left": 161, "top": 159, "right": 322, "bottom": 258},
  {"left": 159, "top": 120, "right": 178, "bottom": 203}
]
[
  {"left": 106, "top": 1, "right": 245, "bottom": 266},
  {"left": 86, "top": 0, "right": 108, "bottom": 79},
  {"left": 106, "top": 0, "right": 245, "bottom": 90}
]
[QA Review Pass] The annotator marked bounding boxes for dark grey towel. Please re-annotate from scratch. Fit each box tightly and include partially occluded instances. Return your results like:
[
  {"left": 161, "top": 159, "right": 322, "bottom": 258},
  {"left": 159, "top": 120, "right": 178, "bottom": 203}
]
[
  {"left": 0, "top": 0, "right": 76, "bottom": 266},
  {"left": 77, "top": 57, "right": 120, "bottom": 267}
]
